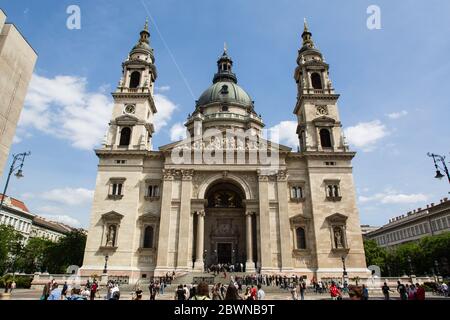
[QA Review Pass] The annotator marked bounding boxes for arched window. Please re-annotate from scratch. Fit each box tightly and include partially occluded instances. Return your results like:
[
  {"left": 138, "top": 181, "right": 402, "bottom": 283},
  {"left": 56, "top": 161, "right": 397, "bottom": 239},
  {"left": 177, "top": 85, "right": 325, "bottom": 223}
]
[
  {"left": 320, "top": 129, "right": 332, "bottom": 148},
  {"left": 296, "top": 227, "right": 306, "bottom": 249},
  {"left": 143, "top": 226, "right": 154, "bottom": 248},
  {"left": 119, "top": 127, "right": 131, "bottom": 146},
  {"left": 130, "top": 71, "right": 141, "bottom": 88},
  {"left": 311, "top": 72, "right": 323, "bottom": 89}
]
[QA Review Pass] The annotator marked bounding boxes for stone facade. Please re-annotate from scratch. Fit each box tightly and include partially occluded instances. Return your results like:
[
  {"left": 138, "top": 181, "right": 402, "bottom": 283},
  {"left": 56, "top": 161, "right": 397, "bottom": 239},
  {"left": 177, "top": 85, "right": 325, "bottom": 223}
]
[
  {"left": 81, "top": 21, "right": 369, "bottom": 282},
  {"left": 0, "top": 9, "right": 37, "bottom": 177}
]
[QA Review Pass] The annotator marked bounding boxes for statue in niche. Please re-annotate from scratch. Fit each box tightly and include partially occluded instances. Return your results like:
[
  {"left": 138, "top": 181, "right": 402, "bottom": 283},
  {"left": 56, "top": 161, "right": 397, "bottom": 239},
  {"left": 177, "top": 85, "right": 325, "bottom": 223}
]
[
  {"left": 106, "top": 225, "right": 117, "bottom": 247},
  {"left": 227, "top": 192, "right": 236, "bottom": 208},
  {"left": 334, "top": 227, "right": 343, "bottom": 249},
  {"left": 214, "top": 193, "right": 222, "bottom": 207}
]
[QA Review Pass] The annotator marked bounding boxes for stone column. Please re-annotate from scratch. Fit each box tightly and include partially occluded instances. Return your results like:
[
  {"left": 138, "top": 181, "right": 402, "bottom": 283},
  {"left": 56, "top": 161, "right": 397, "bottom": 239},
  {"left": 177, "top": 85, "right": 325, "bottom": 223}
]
[
  {"left": 176, "top": 170, "right": 193, "bottom": 271},
  {"left": 245, "top": 211, "right": 256, "bottom": 272},
  {"left": 257, "top": 171, "right": 272, "bottom": 272},
  {"left": 154, "top": 169, "right": 174, "bottom": 275},
  {"left": 194, "top": 210, "right": 205, "bottom": 272},
  {"left": 277, "top": 170, "right": 294, "bottom": 272}
]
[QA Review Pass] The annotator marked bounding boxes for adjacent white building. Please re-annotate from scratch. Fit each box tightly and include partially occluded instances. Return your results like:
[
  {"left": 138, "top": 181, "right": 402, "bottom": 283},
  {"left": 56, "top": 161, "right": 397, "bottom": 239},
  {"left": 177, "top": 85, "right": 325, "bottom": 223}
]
[{"left": 0, "top": 194, "right": 79, "bottom": 242}]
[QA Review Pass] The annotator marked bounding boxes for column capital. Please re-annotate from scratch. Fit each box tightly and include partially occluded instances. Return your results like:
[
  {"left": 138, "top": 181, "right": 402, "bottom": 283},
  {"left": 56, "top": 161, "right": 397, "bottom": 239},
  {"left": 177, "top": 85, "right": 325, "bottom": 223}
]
[
  {"left": 245, "top": 211, "right": 256, "bottom": 217},
  {"left": 162, "top": 169, "right": 175, "bottom": 181},
  {"left": 181, "top": 169, "right": 194, "bottom": 181},
  {"left": 257, "top": 170, "right": 269, "bottom": 182},
  {"left": 196, "top": 210, "right": 205, "bottom": 217},
  {"left": 276, "top": 169, "right": 288, "bottom": 182}
]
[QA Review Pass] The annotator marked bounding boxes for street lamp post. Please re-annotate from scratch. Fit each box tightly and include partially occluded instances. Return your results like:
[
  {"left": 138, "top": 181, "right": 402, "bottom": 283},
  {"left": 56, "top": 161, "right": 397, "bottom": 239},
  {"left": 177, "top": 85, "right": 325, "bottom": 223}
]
[
  {"left": 341, "top": 256, "right": 347, "bottom": 283},
  {"left": 0, "top": 152, "right": 31, "bottom": 213},
  {"left": 103, "top": 254, "right": 109, "bottom": 274},
  {"left": 434, "top": 260, "right": 440, "bottom": 282},
  {"left": 427, "top": 153, "right": 450, "bottom": 184},
  {"left": 407, "top": 256, "right": 414, "bottom": 276}
]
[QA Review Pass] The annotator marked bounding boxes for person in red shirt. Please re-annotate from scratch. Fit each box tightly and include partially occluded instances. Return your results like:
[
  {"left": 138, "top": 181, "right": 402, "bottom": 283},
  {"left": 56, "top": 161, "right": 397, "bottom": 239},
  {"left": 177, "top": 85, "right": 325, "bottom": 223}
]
[
  {"left": 330, "top": 281, "right": 342, "bottom": 300},
  {"left": 415, "top": 283, "right": 425, "bottom": 300},
  {"left": 250, "top": 286, "right": 257, "bottom": 300}
]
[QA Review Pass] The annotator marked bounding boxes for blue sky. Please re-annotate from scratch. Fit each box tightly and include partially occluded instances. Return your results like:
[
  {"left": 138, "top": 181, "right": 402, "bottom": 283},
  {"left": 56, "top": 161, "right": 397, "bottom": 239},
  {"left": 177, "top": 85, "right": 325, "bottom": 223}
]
[{"left": 1, "top": 0, "right": 449, "bottom": 228}]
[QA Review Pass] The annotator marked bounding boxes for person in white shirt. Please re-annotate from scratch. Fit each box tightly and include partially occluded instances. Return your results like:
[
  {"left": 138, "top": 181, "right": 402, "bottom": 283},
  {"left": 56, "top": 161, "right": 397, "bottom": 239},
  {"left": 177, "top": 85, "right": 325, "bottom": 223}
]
[{"left": 257, "top": 284, "right": 265, "bottom": 300}]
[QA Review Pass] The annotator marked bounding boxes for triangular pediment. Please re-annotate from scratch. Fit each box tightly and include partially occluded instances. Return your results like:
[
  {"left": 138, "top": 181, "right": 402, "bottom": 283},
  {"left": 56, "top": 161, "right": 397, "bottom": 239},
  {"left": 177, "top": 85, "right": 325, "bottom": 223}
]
[
  {"left": 101, "top": 211, "right": 124, "bottom": 221},
  {"left": 138, "top": 212, "right": 160, "bottom": 222},
  {"left": 326, "top": 213, "right": 348, "bottom": 223},
  {"left": 289, "top": 214, "right": 311, "bottom": 224},
  {"left": 114, "top": 114, "right": 139, "bottom": 125},
  {"left": 312, "top": 116, "right": 336, "bottom": 124}
]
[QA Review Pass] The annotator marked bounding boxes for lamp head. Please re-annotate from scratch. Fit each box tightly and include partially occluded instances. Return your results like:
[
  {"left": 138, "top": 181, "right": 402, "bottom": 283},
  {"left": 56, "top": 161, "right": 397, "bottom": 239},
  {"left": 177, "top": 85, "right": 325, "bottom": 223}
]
[
  {"left": 15, "top": 169, "right": 24, "bottom": 179},
  {"left": 435, "top": 170, "right": 445, "bottom": 180}
]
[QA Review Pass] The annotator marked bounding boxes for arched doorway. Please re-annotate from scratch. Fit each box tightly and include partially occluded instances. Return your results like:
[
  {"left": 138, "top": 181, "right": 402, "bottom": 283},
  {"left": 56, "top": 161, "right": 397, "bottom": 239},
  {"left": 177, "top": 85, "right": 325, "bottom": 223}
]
[{"left": 200, "top": 181, "right": 247, "bottom": 268}]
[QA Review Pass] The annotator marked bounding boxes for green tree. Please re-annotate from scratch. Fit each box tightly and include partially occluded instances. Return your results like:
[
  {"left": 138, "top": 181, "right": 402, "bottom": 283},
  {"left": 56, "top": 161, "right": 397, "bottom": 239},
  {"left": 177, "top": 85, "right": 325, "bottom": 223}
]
[
  {"left": 363, "top": 239, "right": 387, "bottom": 270},
  {"left": 0, "top": 225, "right": 24, "bottom": 275},
  {"left": 45, "top": 229, "right": 87, "bottom": 273},
  {"left": 15, "top": 237, "right": 53, "bottom": 274}
]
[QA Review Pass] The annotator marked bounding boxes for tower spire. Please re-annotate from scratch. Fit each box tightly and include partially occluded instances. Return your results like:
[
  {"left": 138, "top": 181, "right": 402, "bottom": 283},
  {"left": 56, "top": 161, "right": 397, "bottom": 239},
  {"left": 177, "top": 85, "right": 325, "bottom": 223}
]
[{"left": 301, "top": 18, "right": 314, "bottom": 49}]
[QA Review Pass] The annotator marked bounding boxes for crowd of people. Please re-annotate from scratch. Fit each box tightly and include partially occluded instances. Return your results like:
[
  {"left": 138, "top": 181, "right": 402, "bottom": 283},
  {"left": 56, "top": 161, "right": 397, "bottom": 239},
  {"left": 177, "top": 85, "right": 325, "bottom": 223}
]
[
  {"left": 172, "top": 282, "right": 265, "bottom": 300},
  {"left": 35, "top": 274, "right": 448, "bottom": 301}
]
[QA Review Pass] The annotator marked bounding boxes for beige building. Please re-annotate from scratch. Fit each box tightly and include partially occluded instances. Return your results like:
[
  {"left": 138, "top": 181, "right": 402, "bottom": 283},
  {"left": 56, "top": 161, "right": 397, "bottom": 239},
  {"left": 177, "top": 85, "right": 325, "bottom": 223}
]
[
  {"left": 81, "top": 21, "right": 368, "bottom": 282},
  {"left": 366, "top": 197, "right": 450, "bottom": 248},
  {"left": 0, "top": 9, "right": 37, "bottom": 177}
]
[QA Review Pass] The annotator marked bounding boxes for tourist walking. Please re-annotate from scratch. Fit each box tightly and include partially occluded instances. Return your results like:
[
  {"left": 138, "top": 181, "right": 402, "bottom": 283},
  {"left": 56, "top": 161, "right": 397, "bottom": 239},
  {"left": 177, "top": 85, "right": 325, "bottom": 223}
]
[
  {"left": 397, "top": 281, "right": 407, "bottom": 300},
  {"left": 224, "top": 283, "right": 242, "bottom": 300},
  {"left": 381, "top": 282, "right": 392, "bottom": 300},
  {"left": 47, "top": 283, "right": 62, "bottom": 300},
  {"left": 299, "top": 281, "right": 306, "bottom": 300},
  {"left": 415, "top": 283, "right": 425, "bottom": 300},
  {"left": 329, "top": 281, "right": 342, "bottom": 300},
  {"left": 362, "top": 284, "right": 369, "bottom": 300},
  {"left": 191, "top": 282, "right": 210, "bottom": 300},
  {"left": 61, "top": 281, "right": 68, "bottom": 298},
  {"left": 175, "top": 285, "right": 186, "bottom": 300},
  {"left": 90, "top": 280, "right": 98, "bottom": 300},
  {"left": 257, "top": 284, "right": 265, "bottom": 300}
]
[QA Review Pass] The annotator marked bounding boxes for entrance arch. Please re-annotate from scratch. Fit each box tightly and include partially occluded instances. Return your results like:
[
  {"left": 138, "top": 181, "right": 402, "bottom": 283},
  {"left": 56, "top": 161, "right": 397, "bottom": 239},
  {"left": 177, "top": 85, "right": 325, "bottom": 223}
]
[{"left": 192, "top": 177, "right": 256, "bottom": 272}]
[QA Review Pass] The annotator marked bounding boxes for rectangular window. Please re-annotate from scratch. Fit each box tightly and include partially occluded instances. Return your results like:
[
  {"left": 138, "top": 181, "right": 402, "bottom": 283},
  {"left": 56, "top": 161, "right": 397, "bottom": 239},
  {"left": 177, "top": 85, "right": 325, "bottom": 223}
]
[
  {"left": 325, "top": 182, "right": 341, "bottom": 200},
  {"left": 431, "top": 221, "right": 436, "bottom": 231},
  {"left": 436, "top": 219, "right": 442, "bottom": 230},
  {"left": 290, "top": 186, "right": 303, "bottom": 200},
  {"left": 442, "top": 217, "right": 448, "bottom": 229},
  {"left": 419, "top": 224, "right": 424, "bottom": 234},
  {"left": 109, "top": 181, "right": 124, "bottom": 197},
  {"left": 147, "top": 185, "right": 160, "bottom": 197}
]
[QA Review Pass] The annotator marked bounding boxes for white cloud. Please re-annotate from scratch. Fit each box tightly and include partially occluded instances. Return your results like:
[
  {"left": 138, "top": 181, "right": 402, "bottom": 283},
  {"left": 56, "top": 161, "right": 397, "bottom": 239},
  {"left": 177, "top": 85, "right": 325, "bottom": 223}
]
[
  {"left": 153, "top": 93, "right": 178, "bottom": 132},
  {"left": 12, "top": 135, "right": 22, "bottom": 144},
  {"left": 359, "top": 192, "right": 428, "bottom": 204},
  {"left": 41, "top": 187, "right": 94, "bottom": 206},
  {"left": 170, "top": 122, "right": 187, "bottom": 142},
  {"left": 155, "top": 85, "right": 171, "bottom": 92},
  {"left": 344, "top": 120, "right": 388, "bottom": 152},
  {"left": 387, "top": 110, "right": 408, "bottom": 119},
  {"left": 269, "top": 121, "right": 298, "bottom": 149},
  {"left": 19, "top": 74, "right": 113, "bottom": 150}
]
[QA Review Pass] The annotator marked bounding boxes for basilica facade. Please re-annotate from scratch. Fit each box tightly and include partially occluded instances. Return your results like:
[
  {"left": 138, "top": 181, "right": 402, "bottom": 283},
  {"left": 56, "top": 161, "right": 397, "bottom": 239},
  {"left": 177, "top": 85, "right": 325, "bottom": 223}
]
[{"left": 80, "top": 20, "right": 369, "bottom": 282}]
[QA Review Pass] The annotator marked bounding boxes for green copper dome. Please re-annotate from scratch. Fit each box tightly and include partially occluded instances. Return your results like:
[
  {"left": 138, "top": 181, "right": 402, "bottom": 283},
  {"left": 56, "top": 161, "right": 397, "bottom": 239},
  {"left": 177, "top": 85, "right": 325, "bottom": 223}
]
[
  {"left": 196, "top": 49, "right": 253, "bottom": 107},
  {"left": 197, "top": 81, "right": 253, "bottom": 107}
]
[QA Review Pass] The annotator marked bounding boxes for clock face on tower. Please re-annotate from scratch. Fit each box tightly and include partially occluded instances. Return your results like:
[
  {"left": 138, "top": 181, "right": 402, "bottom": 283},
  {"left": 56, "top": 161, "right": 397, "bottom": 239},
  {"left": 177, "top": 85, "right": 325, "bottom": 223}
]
[{"left": 124, "top": 104, "right": 136, "bottom": 114}]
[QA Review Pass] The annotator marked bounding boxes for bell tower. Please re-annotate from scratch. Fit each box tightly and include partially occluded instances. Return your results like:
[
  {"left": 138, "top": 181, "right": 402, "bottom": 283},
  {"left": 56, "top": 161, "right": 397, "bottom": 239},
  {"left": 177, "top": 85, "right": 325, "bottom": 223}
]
[
  {"left": 103, "top": 19, "right": 158, "bottom": 151},
  {"left": 293, "top": 19, "right": 348, "bottom": 153}
]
